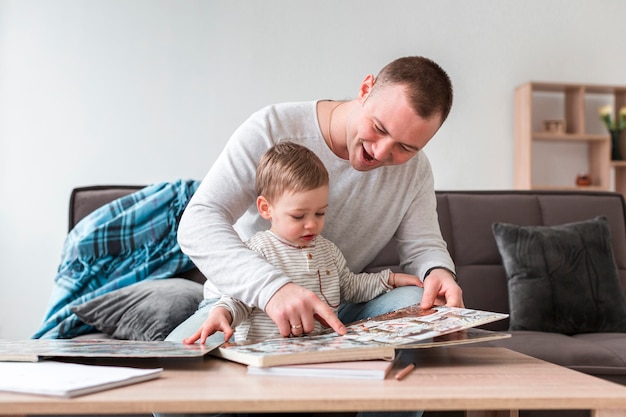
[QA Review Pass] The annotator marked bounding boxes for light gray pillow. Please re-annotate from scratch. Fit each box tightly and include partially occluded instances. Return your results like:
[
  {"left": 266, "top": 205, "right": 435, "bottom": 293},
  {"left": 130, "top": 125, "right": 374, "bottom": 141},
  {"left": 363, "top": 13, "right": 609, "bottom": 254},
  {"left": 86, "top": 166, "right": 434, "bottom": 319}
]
[
  {"left": 492, "top": 216, "right": 626, "bottom": 334},
  {"left": 72, "top": 278, "right": 203, "bottom": 341}
]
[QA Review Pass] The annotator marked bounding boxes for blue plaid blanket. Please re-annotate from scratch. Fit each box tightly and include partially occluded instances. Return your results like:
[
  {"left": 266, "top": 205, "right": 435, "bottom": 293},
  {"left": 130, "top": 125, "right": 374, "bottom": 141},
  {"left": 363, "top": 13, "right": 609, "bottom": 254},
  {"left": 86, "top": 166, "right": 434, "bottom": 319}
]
[{"left": 33, "top": 179, "right": 200, "bottom": 339}]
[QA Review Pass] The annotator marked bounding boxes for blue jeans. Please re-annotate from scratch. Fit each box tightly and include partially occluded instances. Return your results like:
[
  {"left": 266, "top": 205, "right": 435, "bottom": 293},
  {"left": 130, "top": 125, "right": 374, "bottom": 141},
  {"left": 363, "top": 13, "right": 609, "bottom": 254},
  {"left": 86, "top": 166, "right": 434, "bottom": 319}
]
[{"left": 157, "top": 286, "right": 425, "bottom": 417}]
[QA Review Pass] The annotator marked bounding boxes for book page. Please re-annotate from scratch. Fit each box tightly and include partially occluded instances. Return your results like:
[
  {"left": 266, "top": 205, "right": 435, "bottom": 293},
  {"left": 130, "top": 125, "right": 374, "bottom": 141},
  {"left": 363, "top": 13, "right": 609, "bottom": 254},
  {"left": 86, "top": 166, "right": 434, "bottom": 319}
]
[
  {"left": 342, "top": 305, "right": 508, "bottom": 347},
  {"left": 0, "top": 339, "right": 217, "bottom": 362}
]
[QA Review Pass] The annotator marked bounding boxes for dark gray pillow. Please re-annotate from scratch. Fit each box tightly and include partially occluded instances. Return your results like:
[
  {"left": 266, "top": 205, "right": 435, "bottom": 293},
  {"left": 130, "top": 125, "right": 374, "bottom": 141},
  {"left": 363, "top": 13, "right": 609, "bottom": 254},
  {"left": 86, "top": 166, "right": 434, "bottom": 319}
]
[
  {"left": 492, "top": 216, "right": 626, "bottom": 334},
  {"left": 71, "top": 278, "right": 203, "bottom": 341}
]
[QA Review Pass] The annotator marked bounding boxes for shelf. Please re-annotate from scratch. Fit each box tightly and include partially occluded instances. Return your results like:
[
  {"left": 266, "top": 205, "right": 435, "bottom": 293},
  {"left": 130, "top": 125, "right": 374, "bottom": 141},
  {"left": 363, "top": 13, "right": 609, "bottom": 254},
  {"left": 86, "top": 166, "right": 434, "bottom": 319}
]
[
  {"left": 514, "top": 81, "right": 624, "bottom": 193},
  {"left": 528, "top": 82, "right": 626, "bottom": 95},
  {"left": 533, "top": 133, "right": 609, "bottom": 142}
]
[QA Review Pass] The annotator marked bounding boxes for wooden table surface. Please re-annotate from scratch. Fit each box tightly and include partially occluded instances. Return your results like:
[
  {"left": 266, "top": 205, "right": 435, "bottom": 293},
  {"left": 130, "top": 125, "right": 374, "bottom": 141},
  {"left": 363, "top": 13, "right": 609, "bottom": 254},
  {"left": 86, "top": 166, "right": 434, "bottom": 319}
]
[{"left": 1, "top": 347, "right": 626, "bottom": 416}]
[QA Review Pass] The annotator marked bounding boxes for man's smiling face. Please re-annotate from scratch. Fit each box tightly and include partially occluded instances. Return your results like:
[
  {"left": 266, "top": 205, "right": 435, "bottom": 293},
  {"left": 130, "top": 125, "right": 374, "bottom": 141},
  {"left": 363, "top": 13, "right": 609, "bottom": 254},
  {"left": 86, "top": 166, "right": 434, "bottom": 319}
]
[{"left": 346, "top": 78, "right": 443, "bottom": 172}]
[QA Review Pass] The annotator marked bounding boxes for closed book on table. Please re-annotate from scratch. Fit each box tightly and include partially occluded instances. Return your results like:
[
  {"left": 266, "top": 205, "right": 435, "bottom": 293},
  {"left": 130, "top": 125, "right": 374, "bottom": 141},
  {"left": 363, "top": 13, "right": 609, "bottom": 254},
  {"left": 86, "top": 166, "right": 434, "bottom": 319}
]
[{"left": 248, "top": 359, "right": 396, "bottom": 380}]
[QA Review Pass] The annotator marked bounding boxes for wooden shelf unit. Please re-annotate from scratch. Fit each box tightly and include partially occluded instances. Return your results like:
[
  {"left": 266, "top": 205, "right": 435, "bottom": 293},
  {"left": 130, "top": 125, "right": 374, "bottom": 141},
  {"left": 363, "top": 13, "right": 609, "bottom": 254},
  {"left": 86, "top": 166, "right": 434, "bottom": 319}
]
[{"left": 514, "top": 82, "right": 626, "bottom": 195}]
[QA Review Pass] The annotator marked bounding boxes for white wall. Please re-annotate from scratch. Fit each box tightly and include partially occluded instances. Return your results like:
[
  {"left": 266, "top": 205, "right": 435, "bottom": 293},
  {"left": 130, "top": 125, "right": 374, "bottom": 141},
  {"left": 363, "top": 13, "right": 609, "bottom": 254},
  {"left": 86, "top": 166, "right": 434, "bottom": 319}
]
[{"left": 1, "top": 0, "right": 626, "bottom": 339}]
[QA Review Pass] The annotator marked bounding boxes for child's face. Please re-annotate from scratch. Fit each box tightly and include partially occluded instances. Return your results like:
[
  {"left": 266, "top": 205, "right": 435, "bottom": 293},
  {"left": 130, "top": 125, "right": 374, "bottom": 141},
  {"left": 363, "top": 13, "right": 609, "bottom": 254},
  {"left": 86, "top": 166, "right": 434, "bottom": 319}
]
[{"left": 265, "top": 185, "right": 329, "bottom": 247}]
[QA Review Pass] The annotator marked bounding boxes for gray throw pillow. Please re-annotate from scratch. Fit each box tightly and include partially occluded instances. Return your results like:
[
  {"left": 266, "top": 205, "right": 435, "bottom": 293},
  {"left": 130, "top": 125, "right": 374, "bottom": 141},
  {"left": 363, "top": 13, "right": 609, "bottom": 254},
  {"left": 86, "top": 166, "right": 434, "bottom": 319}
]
[
  {"left": 492, "top": 216, "right": 626, "bottom": 334},
  {"left": 72, "top": 278, "right": 203, "bottom": 341}
]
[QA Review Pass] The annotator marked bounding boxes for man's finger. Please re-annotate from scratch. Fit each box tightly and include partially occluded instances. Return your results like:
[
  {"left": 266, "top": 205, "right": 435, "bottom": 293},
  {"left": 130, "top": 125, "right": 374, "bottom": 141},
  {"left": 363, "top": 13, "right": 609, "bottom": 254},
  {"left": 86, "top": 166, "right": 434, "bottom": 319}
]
[
  {"left": 445, "top": 292, "right": 465, "bottom": 308},
  {"left": 420, "top": 284, "right": 438, "bottom": 310},
  {"left": 313, "top": 313, "right": 328, "bottom": 328},
  {"left": 276, "top": 318, "right": 294, "bottom": 337},
  {"left": 313, "top": 305, "right": 346, "bottom": 335},
  {"left": 300, "top": 312, "right": 315, "bottom": 334}
]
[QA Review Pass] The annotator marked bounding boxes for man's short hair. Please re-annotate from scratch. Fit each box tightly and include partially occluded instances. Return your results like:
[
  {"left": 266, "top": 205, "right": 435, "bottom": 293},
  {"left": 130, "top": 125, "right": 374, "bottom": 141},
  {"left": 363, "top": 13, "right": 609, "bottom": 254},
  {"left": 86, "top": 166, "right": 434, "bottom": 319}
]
[{"left": 373, "top": 56, "right": 453, "bottom": 124}]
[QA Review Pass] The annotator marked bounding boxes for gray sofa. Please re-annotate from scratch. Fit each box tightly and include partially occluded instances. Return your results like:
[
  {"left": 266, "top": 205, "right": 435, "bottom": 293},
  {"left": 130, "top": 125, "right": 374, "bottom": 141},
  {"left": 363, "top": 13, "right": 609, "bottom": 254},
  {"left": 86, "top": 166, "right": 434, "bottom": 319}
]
[
  {"left": 65, "top": 185, "right": 626, "bottom": 417},
  {"left": 430, "top": 190, "right": 626, "bottom": 386}
]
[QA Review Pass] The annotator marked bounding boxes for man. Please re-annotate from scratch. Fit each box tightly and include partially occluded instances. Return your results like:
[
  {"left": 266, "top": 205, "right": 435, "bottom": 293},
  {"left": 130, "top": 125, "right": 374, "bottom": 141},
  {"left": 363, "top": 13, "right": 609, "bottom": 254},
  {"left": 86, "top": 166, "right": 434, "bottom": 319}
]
[{"left": 172, "top": 55, "right": 463, "bottom": 343}]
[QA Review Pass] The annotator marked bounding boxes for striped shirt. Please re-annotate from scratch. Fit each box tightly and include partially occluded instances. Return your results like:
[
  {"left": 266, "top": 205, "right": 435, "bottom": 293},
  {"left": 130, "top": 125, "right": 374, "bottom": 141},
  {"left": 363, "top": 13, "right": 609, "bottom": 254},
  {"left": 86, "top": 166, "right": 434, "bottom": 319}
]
[{"left": 213, "top": 231, "right": 391, "bottom": 341}]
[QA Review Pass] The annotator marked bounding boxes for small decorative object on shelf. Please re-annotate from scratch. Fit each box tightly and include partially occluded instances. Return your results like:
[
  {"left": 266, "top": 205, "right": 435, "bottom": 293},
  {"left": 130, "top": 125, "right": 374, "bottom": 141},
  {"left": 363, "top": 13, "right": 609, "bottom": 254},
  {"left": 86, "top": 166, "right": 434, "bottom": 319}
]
[
  {"left": 598, "top": 105, "right": 626, "bottom": 161},
  {"left": 543, "top": 119, "right": 566, "bottom": 134},
  {"left": 610, "top": 130, "right": 623, "bottom": 161},
  {"left": 576, "top": 172, "right": 591, "bottom": 186}
]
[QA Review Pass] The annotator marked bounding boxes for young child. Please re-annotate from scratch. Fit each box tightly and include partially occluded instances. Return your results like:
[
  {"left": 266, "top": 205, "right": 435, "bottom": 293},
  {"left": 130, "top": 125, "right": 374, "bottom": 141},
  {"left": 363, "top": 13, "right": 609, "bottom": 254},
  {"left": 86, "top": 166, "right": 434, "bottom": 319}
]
[{"left": 183, "top": 141, "right": 423, "bottom": 344}]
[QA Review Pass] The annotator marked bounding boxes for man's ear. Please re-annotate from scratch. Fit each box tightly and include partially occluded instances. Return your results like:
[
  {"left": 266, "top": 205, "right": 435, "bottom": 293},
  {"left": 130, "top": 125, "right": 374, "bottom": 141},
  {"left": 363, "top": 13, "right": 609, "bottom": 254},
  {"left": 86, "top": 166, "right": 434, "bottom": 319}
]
[
  {"left": 257, "top": 195, "right": 272, "bottom": 220},
  {"left": 358, "top": 74, "right": 375, "bottom": 102}
]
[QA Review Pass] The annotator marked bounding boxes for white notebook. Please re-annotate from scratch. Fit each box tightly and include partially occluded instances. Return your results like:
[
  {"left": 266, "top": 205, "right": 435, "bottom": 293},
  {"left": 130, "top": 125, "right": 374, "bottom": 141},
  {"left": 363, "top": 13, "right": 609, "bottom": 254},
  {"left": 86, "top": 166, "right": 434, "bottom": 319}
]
[
  {"left": 0, "top": 361, "right": 162, "bottom": 398},
  {"left": 248, "top": 359, "right": 395, "bottom": 380}
]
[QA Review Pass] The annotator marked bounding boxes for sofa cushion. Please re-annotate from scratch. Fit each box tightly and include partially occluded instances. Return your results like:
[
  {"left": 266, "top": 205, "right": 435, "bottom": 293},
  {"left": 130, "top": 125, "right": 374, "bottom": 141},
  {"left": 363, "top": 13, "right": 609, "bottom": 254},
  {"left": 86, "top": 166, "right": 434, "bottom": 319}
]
[
  {"left": 71, "top": 278, "right": 203, "bottom": 341},
  {"left": 492, "top": 216, "right": 626, "bottom": 334}
]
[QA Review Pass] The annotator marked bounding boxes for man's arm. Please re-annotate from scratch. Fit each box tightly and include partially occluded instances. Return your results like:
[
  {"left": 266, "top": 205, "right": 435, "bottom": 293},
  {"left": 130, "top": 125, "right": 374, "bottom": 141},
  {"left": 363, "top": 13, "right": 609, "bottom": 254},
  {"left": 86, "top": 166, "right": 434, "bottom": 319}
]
[
  {"left": 177, "top": 106, "right": 306, "bottom": 304},
  {"left": 177, "top": 110, "right": 345, "bottom": 335},
  {"left": 393, "top": 154, "right": 463, "bottom": 308}
]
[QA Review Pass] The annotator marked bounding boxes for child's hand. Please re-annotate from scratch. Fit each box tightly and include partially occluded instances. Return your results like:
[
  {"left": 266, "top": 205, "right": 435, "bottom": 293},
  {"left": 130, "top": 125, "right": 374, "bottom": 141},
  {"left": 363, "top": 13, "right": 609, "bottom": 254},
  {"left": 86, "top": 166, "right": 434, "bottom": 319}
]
[
  {"left": 183, "top": 306, "right": 234, "bottom": 345},
  {"left": 389, "top": 272, "right": 424, "bottom": 289}
]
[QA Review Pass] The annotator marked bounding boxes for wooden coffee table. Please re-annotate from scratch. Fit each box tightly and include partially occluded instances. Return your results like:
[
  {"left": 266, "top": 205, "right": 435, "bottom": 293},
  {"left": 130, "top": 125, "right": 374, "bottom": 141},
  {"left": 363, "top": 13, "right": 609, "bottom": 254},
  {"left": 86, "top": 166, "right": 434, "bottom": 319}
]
[{"left": 1, "top": 347, "right": 625, "bottom": 416}]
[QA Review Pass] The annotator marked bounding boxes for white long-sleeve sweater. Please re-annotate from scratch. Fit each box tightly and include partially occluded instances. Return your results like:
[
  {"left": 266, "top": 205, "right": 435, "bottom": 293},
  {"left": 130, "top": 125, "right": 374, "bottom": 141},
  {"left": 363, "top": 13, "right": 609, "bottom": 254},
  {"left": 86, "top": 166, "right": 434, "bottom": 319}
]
[{"left": 177, "top": 101, "right": 454, "bottom": 309}]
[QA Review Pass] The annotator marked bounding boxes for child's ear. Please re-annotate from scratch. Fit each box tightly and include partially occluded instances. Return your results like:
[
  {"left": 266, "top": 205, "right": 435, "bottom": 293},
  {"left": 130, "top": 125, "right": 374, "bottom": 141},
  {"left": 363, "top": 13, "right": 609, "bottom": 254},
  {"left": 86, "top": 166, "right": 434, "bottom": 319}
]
[{"left": 257, "top": 196, "right": 272, "bottom": 220}]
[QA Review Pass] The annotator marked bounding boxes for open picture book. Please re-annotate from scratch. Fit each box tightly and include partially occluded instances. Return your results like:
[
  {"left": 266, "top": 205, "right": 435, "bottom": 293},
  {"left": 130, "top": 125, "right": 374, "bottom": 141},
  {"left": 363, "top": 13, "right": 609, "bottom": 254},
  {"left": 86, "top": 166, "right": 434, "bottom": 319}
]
[
  {"left": 213, "top": 304, "right": 510, "bottom": 367},
  {"left": 0, "top": 305, "right": 508, "bottom": 370},
  {"left": 0, "top": 339, "right": 214, "bottom": 362}
]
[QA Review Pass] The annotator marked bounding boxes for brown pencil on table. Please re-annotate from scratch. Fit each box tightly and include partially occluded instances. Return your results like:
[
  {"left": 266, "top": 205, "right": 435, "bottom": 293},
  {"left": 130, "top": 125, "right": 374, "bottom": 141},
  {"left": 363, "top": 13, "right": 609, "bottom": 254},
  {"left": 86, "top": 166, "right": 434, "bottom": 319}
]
[{"left": 394, "top": 363, "right": 415, "bottom": 381}]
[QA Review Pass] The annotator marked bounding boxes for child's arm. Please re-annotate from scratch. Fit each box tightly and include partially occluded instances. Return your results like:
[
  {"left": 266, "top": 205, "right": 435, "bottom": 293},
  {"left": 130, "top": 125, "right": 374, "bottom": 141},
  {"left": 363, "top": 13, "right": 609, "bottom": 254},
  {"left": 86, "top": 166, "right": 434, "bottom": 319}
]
[
  {"left": 329, "top": 240, "right": 423, "bottom": 303},
  {"left": 183, "top": 296, "right": 253, "bottom": 345},
  {"left": 183, "top": 305, "right": 234, "bottom": 345},
  {"left": 388, "top": 272, "right": 424, "bottom": 289},
  {"left": 340, "top": 269, "right": 424, "bottom": 303}
]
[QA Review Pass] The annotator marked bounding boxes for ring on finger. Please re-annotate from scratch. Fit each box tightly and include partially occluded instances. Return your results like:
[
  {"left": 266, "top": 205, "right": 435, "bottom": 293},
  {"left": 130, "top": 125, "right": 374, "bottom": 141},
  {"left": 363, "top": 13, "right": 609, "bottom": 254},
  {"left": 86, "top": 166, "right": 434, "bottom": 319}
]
[{"left": 291, "top": 324, "right": 302, "bottom": 330}]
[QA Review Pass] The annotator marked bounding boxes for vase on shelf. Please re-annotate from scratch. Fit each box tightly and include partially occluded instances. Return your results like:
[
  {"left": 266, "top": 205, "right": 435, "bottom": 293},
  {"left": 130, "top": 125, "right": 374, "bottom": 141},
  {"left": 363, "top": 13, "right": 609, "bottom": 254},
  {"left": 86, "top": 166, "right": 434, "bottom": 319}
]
[{"left": 611, "top": 130, "right": 623, "bottom": 161}]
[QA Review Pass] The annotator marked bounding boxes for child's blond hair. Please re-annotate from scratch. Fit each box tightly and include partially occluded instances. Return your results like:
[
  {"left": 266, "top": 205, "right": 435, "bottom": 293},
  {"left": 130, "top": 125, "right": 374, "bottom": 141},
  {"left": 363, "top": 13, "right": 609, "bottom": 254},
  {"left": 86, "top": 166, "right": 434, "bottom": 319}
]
[{"left": 255, "top": 141, "right": 329, "bottom": 202}]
